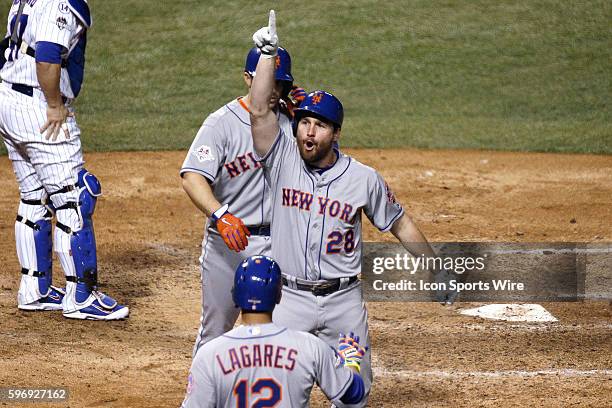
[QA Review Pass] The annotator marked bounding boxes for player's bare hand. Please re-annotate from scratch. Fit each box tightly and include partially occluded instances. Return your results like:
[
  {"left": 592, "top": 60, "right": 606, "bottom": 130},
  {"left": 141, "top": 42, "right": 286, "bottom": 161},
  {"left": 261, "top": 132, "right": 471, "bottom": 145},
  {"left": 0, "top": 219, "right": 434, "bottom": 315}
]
[
  {"left": 253, "top": 10, "right": 278, "bottom": 58},
  {"left": 41, "top": 104, "right": 73, "bottom": 141},
  {"left": 433, "top": 268, "right": 459, "bottom": 305},
  {"left": 216, "top": 212, "right": 251, "bottom": 252}
]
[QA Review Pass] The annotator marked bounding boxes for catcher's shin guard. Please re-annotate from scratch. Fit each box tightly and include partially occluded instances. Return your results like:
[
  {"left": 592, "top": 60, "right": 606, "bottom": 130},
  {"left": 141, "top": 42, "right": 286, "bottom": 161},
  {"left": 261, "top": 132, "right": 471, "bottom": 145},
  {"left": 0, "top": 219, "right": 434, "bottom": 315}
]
[
  {"left": 53, "top": 169, "right": 129, "bottom": 320},
  {"left": 15, "top": 190, "right": 55, "bottom": 306},
  {"left": 53, "top": 169, "right": 101, "bottom": 303}
]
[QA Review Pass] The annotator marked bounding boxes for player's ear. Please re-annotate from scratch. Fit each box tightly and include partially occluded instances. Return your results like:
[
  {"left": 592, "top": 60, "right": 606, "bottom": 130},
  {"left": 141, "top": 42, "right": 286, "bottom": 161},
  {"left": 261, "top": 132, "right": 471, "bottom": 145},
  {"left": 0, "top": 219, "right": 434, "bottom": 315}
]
[
  {"left": 332, "top": 127, "right": 341, "bottom": 142},
  {"left": 243, "top": 73, "right": 253, "bottom": 88}
]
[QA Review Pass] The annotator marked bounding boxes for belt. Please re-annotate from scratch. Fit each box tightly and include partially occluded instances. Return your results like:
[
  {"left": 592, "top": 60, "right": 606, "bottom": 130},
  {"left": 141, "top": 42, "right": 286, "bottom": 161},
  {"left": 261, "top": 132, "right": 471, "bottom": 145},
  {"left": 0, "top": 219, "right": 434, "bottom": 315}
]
[
  {"left": 247, "top": 225, "right": 270, "bottom": 236},
  {"left": 11, "top": 83, "right": 68, "bottom": 104},
  {"left": 282, "top": 275, "right": 358, "bottom": 297}
]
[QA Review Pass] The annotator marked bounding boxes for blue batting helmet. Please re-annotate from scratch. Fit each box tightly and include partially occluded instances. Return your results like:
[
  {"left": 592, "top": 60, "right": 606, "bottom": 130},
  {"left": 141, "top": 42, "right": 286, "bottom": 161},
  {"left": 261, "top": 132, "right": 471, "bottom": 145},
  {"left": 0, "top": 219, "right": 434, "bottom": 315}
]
[
  {"left": 232, "top": 255, "right": 282, "bottom": 312},
  {"left": 244, "top": 47, "right": 294, "bottom": 83},
  {"left": 293, "top": 90, "right": 344, "bottom": 129}
]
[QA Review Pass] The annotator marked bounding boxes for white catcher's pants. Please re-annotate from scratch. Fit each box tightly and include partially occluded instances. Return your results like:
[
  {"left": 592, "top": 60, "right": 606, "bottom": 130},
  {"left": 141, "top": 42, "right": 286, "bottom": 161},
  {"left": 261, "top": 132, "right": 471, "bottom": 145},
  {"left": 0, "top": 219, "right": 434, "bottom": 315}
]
[{"left": 0, "top": 83, "right": 83, "bottom": 304}]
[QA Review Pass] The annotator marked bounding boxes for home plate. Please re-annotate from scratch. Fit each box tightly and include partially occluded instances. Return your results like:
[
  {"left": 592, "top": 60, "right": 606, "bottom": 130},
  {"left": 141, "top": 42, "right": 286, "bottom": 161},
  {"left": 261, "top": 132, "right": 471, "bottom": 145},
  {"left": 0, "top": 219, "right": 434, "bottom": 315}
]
[{"left": 460, "top": 304, "right": 558, "bottom": 322}]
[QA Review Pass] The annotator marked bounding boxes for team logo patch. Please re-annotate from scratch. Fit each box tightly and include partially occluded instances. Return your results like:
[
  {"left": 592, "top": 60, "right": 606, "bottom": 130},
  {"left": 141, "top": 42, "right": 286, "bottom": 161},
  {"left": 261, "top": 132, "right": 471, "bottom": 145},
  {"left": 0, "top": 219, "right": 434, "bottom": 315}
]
[
  {"left": 193, "top": 145, "right": 214, "bottom": 162},
  {"left": 384, "top": 182, "right": 397, "bottom": 204},
  {"left": 248, "top": 326, "right": 261, "bottom": 336},
  {"left": 58, "top": 2, "right": 70, "bottom": 14},
  {"left": 186, "top": 372, "right": 194, "bottom": 395},
  {"left": 56, "top": 16, "right": 68, "bottom": 30},
  {"left": 311, "top": 92, "right": 323, "bottom": 105}
]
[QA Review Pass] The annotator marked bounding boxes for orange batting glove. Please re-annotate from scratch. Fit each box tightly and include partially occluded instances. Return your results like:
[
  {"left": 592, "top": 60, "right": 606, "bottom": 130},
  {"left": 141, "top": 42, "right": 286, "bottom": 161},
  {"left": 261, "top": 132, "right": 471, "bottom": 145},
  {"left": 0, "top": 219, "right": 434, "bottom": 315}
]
[
  {"left": 283, "top": 85, "right": 308, "bottom": 119},
  {"left": 289, "top": 85, "right": 307, "bottom": 107},
  {"left": 211, "top": 204, "right": 251, "bottom": 252}
]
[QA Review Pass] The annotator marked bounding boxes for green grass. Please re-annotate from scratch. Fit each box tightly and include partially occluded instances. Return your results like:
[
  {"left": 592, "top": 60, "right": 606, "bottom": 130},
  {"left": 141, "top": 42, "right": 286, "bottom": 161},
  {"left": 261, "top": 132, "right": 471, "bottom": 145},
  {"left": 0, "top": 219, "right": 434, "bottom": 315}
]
[{"left": 1, "top": 0, "right": 610, "bottom": 154}]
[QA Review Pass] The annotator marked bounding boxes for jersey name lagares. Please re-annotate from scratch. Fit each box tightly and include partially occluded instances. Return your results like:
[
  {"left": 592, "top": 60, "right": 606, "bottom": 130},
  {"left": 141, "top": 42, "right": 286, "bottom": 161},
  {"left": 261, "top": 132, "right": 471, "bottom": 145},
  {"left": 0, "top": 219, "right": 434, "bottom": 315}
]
[{"left": 216, "top": 343, "right": 298, "bottom": 375}]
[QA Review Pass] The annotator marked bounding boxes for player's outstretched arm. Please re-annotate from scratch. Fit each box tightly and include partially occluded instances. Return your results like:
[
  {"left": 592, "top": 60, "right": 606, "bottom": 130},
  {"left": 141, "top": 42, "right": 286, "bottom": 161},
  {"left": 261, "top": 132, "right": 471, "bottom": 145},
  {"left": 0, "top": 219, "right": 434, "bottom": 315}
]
[
  {"left": 390, "top": 214, "right": 437, "bottom": 258},
  {"left": 391, "top": 215, "right": 459, "bottom": 305},
  {"left": 249, "top": 10, "right": 281, "bottom": 158}
]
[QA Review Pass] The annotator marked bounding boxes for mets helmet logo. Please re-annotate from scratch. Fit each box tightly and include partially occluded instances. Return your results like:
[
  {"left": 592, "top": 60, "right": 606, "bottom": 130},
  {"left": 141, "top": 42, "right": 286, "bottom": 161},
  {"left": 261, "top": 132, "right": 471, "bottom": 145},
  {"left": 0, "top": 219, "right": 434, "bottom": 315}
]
[{"left": 311, "top": 92, "right": 323, "bottom": 105}]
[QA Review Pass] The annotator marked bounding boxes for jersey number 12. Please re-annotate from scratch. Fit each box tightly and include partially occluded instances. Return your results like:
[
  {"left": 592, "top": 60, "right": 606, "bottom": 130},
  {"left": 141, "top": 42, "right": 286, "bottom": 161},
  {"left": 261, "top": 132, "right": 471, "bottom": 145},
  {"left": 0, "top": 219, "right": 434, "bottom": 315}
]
[{"left": 233, "top": 378, "right": 281, "bottom": 408}]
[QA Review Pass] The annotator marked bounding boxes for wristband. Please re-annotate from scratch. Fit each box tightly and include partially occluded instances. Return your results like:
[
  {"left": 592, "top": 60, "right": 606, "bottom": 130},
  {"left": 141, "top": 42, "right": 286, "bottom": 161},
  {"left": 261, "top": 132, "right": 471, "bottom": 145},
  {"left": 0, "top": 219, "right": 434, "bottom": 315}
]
[{"left": 211, "top": 204, "right": 229, "bottom": 223}]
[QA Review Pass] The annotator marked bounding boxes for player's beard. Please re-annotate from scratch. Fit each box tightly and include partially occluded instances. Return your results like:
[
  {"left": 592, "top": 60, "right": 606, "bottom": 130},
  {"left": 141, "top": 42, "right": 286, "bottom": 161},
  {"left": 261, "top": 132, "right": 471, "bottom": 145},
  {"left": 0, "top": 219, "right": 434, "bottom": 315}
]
[{"left": 298, "top": 136, "right": 335, "bottom": 166}]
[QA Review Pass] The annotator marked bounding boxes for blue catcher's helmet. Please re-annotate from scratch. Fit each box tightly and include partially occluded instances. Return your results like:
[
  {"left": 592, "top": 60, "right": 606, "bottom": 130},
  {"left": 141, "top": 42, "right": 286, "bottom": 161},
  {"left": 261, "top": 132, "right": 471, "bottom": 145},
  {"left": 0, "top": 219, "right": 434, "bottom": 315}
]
[
  {"left": 233, "top": 255, "right": 282, "bottom": 312},
  {"left": 244, "top": 46, "right": 294, "bottom": 83},
  {"left": 293, "top": 90, "right": 344, "bottom": 129}
]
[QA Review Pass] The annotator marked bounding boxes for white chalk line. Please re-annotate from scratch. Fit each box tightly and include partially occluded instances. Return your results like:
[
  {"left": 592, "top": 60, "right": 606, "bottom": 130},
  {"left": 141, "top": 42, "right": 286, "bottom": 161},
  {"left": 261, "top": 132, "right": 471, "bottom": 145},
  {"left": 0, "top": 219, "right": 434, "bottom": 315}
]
[
  {"left": 476, "top": 247, "right": 610, "bottom": 255},
  {"left": 369, "top": 320, "right": 612, "bottom": 332},
  {"left": 459, "top": 322, "right": 612, "bottom": 331},
  {"left": 422, "top": 247, "right": 611, "bottom": 255},
  {"left": 374, "top": 368, "right": 612, "bottom": 379}
]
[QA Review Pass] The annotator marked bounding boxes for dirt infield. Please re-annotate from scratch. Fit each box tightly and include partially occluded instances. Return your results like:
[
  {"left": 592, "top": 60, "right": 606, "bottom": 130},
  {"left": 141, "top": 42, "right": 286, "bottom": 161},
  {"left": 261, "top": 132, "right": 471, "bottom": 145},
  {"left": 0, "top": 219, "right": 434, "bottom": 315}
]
[{"left": 0, "top": 149, "right": 610, "bottom": 407}]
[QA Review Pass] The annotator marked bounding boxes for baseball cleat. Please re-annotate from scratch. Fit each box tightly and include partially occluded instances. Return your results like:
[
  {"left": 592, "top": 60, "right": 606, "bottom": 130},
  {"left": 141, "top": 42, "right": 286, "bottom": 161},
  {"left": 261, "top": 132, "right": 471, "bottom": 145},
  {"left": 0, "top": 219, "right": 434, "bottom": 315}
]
[
  {"left": 63, "top": 291, "right": 129, "bottom": 321},
  {"left": 18, "top": 286, "right": 65, "bottom": 311}
]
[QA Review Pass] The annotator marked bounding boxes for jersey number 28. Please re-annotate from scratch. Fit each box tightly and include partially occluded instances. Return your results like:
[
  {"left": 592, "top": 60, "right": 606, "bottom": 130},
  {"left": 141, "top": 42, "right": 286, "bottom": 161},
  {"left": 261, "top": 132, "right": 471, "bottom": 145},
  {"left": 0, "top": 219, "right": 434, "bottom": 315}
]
[
  {"left": 233, "top": 378, "right": 281, "bottom": 408},
  {"left": 326, "top": 230, "right": 355, "bottom": 254}
]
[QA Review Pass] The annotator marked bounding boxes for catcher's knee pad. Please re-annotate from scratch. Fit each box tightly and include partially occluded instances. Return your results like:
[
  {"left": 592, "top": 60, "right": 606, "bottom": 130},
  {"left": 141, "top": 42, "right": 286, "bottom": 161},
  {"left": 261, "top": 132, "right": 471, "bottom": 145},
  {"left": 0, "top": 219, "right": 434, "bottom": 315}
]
[
  {"left": 15, "top": 188, "right": 54, "bottom": 301},
  {"left": 52, "top": 169, "right": 102, "bottom": 303}
]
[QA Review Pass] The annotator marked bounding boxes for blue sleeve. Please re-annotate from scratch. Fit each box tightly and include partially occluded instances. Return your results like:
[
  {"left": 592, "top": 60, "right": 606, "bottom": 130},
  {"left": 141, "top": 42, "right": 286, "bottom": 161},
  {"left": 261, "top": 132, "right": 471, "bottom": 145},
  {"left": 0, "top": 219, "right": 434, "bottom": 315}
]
[
  {"left": 340, "top": 373, "right": 365, "bottom": 404},
  {"left": 35, "top": 41, "right": 64, "bottom": 64}
]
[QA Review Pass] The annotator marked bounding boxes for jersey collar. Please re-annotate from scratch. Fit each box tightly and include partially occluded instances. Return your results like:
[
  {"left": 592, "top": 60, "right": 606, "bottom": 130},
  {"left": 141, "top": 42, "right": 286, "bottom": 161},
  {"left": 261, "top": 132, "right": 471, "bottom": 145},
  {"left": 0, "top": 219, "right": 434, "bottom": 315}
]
[
  {"left": 304, "top": 150, "right": 351, "bottom": 185},
  {"left": 237, "top": 96, "right": 250, "bottom": 113},
  {"left": 307, "top": 148, "right": 340, "bottom": 175}
]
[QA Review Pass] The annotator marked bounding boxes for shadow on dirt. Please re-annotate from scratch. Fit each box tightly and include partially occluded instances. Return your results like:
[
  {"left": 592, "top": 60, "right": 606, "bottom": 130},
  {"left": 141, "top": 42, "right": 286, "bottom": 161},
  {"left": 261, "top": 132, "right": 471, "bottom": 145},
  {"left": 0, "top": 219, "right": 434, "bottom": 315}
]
[{"left": 99, "top": 244, "right": 198, "bottom": 299}]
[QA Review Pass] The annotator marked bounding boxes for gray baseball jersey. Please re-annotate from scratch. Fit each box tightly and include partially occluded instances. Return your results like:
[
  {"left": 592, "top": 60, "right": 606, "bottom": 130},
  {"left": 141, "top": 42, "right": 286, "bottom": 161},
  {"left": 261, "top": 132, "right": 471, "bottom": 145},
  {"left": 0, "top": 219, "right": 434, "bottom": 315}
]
[
  {"left": 180, "top": 99, "right": 293, "bottom": 354},
  {"left": 181, "top": 98, "right": 293, "bottom": 228},
  {"left": 259, "top": 130, "right": 404, "bottom": 280},
  {"left": 181, "top": 323, "right": 354, "bottom": 408}
]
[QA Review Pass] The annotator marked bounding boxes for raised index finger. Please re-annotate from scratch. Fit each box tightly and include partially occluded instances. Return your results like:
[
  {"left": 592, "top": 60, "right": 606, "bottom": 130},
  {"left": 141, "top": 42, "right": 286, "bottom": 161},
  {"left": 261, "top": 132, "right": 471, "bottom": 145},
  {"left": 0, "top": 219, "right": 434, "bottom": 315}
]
[{"left": 268, "top": 10, "right": 276, "bottom": 37}]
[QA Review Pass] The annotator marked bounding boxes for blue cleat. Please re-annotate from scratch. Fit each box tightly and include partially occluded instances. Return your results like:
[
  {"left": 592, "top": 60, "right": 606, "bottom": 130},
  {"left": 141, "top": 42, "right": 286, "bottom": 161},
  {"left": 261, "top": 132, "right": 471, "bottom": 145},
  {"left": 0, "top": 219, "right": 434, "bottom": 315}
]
[
  {"left": 63, "top": 291, "right": 129, "bottom": 321},
  {"left": 18, "top": 286, "right": 65, "bottom": 311}
]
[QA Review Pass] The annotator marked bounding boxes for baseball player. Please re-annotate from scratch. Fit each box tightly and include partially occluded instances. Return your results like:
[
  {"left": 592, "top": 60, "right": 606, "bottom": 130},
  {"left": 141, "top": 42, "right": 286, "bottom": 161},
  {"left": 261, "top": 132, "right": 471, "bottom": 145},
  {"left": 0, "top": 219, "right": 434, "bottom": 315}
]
[
  {"left": 247, "top": 11, "right": 454, "bottom": 406},
  {"left": 181, "top": 255, "right": 366, "bottom": 408},
  {"left": 0, "top": 0, "right": 128, "bottom": 320},
  {"left": 181, "top": 46, "right": 306, "bottom": 355}
]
